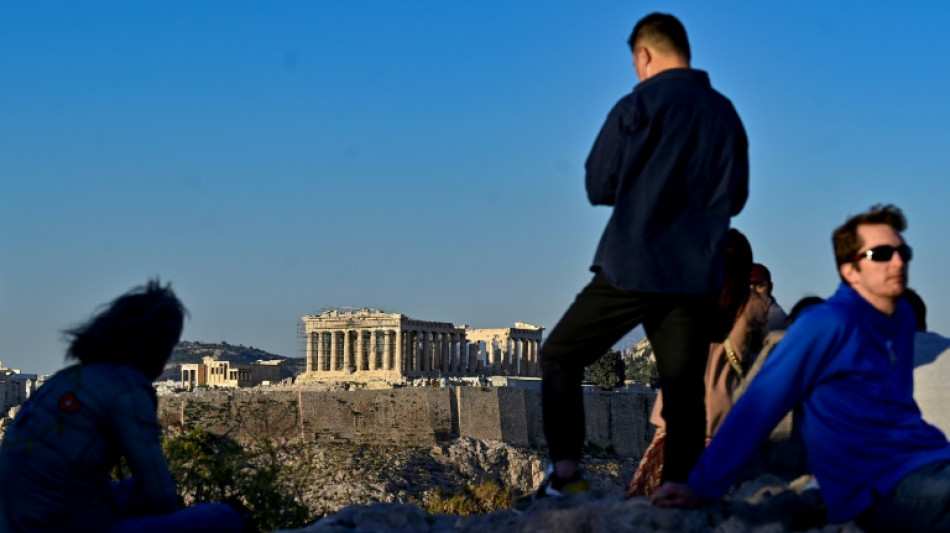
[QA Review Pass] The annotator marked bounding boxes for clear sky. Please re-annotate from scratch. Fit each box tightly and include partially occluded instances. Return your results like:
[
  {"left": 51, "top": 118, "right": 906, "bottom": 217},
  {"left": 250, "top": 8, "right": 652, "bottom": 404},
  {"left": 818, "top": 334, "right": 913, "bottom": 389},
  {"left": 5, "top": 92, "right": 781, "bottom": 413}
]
[{"left": 3, "top": 1, "right": 950, "bottom": 375}]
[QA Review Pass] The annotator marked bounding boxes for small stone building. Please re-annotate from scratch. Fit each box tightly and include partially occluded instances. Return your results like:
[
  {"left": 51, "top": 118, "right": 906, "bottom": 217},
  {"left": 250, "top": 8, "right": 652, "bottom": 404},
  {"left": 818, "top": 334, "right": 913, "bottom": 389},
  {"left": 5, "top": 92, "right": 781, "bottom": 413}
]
[
  {"left": 0, "top": 362, "right": 38, "bottom": 415},
  {"left": 180, "top": 357, "right": 284, "bottom": 389}
]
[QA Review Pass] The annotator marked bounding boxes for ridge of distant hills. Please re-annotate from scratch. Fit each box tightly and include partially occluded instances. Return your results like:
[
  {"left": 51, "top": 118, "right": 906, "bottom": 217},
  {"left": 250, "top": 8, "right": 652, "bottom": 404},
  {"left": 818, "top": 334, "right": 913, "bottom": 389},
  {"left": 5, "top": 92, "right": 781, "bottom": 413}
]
[
  {"left": 171, "top": 340, "right": 291, "bottom": 365},
  {"left": 161, "top": 340, "right": 305, "bottom": 381}
]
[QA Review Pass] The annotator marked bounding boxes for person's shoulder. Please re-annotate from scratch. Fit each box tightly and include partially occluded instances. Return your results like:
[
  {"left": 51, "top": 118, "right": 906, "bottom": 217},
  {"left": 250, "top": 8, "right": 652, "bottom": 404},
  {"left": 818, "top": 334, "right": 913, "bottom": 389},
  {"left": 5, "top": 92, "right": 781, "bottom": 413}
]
[
  {"left": 608, "top": 91, "right": 639, "bottom": 114},
  {"left": 785, "top": 300, "right": 852, "bottom": 340},
  {"left": 797, "top": 299, "right": 845, "bottom": 323}
]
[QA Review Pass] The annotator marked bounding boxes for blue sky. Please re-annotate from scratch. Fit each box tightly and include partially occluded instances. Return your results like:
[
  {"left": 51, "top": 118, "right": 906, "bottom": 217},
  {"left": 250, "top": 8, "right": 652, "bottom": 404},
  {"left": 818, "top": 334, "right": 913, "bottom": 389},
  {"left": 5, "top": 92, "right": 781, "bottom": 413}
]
[{"left": 3, "top": 1, "right": 950, "bottom": 375}]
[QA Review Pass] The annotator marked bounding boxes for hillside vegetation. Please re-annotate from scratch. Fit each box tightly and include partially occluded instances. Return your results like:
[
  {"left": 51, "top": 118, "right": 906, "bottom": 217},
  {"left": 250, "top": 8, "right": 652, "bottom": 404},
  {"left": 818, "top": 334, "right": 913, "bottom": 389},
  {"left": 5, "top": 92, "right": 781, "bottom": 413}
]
[{"left": 161, "top": 341, "right": 305, "bottom": 381}]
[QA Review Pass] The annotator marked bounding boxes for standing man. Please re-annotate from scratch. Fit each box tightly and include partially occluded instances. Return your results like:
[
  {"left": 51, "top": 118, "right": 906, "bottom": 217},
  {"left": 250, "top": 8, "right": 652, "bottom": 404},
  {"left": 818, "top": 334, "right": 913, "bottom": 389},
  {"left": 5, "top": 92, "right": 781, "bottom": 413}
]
[
  {"left": 523, "top": 12, "right": 748, "bottom": 503},
  {"left": 654, "top": 205, "right": 950, "bottom": 532}
]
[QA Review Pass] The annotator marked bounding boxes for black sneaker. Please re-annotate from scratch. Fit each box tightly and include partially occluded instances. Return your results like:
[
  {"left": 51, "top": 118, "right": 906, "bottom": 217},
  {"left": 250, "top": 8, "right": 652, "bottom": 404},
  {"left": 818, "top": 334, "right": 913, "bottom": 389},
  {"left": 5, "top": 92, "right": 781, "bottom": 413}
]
[{"left": 512, "top": 469, "right": 590, "bottom": 513}]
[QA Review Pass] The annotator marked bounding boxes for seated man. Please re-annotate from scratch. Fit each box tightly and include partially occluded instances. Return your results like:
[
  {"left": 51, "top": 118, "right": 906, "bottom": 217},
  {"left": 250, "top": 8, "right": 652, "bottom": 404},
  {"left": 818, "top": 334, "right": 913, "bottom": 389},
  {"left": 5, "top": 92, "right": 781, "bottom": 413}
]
[
  {"left": 653, "top": 205, "right": 950, "bottom": 532},
  {"left": 750, "top": 263, "right": 787, "bottom": 332}
]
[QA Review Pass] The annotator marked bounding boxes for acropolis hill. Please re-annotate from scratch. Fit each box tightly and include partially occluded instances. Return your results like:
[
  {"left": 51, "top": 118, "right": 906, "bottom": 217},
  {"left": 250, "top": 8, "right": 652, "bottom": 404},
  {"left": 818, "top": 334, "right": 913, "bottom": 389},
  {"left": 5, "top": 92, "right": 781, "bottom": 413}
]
[{"left": 157, "top": 386, "right": 656, "bottom": 458}]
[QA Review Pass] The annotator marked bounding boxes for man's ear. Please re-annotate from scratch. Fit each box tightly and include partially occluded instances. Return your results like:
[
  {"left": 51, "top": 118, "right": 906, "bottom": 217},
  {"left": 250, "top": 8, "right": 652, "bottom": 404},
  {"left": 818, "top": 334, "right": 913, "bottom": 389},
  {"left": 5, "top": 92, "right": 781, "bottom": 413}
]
[
  {"left": 633, "top": 46, "right": 652, "bottom": 81},
  {"left": 638, "top": 46, "right": 653, "bottom": 66},
  {"left": 840, "top": 262, "right": 860, "bottom": 285}
]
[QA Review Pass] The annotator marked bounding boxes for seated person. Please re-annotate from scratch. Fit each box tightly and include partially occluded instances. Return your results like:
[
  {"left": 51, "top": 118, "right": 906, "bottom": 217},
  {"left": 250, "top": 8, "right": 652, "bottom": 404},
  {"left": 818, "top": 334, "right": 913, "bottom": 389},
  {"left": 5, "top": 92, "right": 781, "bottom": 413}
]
[
  {"left": 729, "top": 295, "right": 825, "bottom": 480},
  {"left": 750, "top": 263, "right": 788, "bottom": 332},
  {"left": 653, "top": 205, "right": 950, "bottom": 533},
  {"left": 627, "top": 229, "right": 768, "bottom": 496},
  {"left": 0, "top": 280, "right": 243, "bottom": 533}
]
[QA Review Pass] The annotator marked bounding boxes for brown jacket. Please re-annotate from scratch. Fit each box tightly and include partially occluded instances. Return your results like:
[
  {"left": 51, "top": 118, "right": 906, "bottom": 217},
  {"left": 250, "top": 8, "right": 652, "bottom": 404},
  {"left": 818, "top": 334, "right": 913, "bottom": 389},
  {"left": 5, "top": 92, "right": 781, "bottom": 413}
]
[{"left": 650, "top": 291, "right": 769, "bottom": 436}]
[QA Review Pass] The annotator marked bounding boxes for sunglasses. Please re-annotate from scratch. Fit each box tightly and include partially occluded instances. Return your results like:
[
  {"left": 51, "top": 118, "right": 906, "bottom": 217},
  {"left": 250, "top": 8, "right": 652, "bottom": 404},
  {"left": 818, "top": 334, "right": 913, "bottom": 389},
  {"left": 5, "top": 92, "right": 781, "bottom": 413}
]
[{"left": 853, "top": 244, "right": 912, "bottom": 263}]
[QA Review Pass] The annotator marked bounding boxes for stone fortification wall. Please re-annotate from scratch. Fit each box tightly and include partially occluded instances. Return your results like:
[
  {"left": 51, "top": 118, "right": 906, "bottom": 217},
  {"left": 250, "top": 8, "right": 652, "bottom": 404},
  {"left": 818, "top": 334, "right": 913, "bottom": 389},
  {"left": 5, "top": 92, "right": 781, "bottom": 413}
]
[{"left": 158, "top": 387, "right": 656, "bottom": 457}]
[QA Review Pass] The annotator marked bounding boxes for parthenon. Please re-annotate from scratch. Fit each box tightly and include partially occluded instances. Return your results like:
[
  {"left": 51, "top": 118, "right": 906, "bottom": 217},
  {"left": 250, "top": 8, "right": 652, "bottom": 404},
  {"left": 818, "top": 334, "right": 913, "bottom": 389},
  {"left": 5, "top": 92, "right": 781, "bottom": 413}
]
[{"left": 299, "top": 308, "right": 543, "bottom": 381}]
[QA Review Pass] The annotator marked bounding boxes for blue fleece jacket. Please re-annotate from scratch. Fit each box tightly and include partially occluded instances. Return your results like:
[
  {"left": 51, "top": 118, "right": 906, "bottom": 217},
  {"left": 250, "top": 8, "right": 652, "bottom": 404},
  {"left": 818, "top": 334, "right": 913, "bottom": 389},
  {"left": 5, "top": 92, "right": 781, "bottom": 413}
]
[
  {"left": 688, "top": 284, "right": 950, "bottom": 522},
  {"left": 0, "top": 363, "right": 179, "bottom": 533}
]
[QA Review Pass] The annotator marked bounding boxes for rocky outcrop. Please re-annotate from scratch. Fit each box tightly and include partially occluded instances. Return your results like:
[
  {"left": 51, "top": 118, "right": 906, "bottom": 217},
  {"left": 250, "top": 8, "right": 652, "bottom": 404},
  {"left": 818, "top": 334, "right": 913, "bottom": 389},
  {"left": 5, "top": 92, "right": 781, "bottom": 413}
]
[
  {"left": 273, "top": 437, "right": 635, "bottom": 518},
  {"left": 251, "top": 436, "right": 865, "bottom": 532},
  {"left": 278, "top": 474, "right": 863, "bottom": 533}
]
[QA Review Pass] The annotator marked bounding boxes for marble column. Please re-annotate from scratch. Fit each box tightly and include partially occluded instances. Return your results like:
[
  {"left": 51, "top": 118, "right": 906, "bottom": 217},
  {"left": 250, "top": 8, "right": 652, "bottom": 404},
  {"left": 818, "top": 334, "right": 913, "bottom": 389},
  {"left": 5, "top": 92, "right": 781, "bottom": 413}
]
[
  {"left": 329, "top": 331, "right": 338, "bottom": 370},
  {"left": 439, "top": 333, "right": 449, "bottom": 373},
  {"left": 420, "top": 332, "right": 429, "bottom": 372},
  {"left": 343, "top": 330, "right": 352, "bottom": 371},
  {"left": 306, "top": 330, "right": 314, "bottom": 373},
  {"left": 317, "top": 332, "right": 326, "bottom": 372},
  {"left": 394, "top": 329, "right": 402, "bottom": 373},
  {"left": 369, "top": 330, "right": 378, "bottom": 371},
  {"left": 468, "top": 344, "right": 478, "bottom": 372},
  {"left": 459, "top": 333, "right": 468, "bottom": 373},
  {"left": 531, "top": 340, "right": 539, "bottom": 376},
  {"left": 356, "top": 329, "right": 365, "bottom": 371},
  {"left": 519, "top": 338, "right": 528, "bottom": 376},
  {"left": 518, "top": 339, "right": 528, "bottom": 376},
  {"left": 450, "top": 334, "right": 459, "bottom": 372}
]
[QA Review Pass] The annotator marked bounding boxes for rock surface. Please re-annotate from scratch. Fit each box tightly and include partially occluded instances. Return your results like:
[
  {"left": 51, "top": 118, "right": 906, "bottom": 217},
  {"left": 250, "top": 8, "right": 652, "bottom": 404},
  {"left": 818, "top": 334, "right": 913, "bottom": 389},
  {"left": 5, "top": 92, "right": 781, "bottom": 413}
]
[
  {"left": 280, "top": 437, "right": 635, "bottom": 519},
  {"left": 275, "top": 439, "right": 867, "bottom": 533}
]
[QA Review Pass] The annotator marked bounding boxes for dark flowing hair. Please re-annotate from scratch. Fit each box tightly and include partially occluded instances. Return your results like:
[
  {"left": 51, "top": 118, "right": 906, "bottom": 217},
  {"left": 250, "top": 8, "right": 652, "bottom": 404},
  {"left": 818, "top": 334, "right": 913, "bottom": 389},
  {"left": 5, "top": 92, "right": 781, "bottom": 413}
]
[
  {"left": 64, "top": 279, "right": 187, "bottom": 379},
  {"left": 712, "top": 228, "right": 753, "bottom": 341}
]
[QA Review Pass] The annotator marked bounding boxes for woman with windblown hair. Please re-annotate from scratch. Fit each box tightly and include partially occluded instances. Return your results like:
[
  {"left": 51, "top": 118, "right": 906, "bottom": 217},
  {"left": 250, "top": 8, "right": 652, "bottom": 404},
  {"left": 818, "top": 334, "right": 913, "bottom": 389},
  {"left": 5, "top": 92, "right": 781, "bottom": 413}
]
[{"left": 0, "top": 280, "right": 243, "bottom": 533}]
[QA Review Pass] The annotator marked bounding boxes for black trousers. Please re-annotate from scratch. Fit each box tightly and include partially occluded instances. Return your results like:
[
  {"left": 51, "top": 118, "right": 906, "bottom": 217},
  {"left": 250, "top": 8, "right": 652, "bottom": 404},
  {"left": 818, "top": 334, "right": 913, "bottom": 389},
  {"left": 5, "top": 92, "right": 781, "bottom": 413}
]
[{"left": 540, "top": 271, "right": 714, "bottom": 482}]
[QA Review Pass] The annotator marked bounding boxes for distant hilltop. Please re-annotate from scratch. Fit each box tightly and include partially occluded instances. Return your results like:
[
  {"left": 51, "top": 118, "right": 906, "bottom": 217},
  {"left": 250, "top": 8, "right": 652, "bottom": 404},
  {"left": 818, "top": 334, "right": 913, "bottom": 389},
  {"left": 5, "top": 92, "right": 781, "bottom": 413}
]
[
  {"left": 163, "top": 341, "right": 305, "bottom": 381},
  {"left": 170, "top": 340, "right": 289, "bottom": 365}
]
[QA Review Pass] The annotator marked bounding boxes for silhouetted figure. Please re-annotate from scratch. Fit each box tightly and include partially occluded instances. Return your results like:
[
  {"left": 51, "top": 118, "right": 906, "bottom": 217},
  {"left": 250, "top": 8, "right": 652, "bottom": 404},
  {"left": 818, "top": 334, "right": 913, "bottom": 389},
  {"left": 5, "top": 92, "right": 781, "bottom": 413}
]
[
  {"left": 514, "top": 13, "right": 748, "bottom": 510},
  {"left": 0, "top": 281, "right": 242, "bottom": 533}
]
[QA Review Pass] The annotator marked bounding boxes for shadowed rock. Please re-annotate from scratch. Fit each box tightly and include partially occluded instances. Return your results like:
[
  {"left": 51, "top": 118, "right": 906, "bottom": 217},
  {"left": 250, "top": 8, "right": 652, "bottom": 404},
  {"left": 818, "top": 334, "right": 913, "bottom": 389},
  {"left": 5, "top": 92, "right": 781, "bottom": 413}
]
[{"left": 277, "top": 475, "right": 866, "bottom": 533}]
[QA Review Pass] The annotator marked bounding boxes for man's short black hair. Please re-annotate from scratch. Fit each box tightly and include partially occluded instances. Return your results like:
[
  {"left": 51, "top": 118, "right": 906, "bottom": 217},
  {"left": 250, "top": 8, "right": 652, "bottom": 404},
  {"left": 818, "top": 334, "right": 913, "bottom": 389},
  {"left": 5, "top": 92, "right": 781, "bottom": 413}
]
[{"left": 628, "top": 12, "right": 691, "bottom": 62}]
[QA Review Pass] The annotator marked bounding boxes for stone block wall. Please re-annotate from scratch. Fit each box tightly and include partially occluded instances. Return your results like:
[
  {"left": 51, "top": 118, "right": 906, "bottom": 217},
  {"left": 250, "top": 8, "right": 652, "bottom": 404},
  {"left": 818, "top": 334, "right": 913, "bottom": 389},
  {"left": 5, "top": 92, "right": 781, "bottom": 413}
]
[{"left": 158, "top": 387, "right": 657, "bottom": 457}]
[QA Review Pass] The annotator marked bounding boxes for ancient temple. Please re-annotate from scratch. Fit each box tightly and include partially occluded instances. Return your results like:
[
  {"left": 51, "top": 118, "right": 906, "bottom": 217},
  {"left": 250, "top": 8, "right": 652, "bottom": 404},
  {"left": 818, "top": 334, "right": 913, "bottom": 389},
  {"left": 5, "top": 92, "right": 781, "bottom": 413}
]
[{"left": 299, "top": 308, "right": 542, "bottom": 381}]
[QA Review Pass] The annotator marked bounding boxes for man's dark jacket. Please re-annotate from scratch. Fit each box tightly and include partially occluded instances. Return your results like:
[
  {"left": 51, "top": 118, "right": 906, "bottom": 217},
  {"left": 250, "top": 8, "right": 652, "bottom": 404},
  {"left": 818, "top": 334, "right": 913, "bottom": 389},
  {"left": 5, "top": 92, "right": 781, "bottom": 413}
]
[{"left": 586, "top": 68, "right": 748, "bottom": 294}]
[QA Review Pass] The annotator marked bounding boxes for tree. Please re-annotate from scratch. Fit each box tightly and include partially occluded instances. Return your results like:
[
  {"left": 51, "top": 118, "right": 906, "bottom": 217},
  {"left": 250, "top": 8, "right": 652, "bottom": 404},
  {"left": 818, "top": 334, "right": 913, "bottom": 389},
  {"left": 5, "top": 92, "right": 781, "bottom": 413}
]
[
  {"left": 163, "top": 429, "right": 312, "bottom": 532},
  {"left": 587, "top": 349, "right": 625, "bottom": 390},
  {"left": 624, "top": 338, "right": 659, "bottom": 388}
]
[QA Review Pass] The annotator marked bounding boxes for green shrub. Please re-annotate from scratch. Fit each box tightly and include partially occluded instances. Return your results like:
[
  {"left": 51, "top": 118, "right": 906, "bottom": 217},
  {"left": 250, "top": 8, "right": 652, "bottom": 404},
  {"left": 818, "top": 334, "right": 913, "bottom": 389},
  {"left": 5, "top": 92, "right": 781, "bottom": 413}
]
[
  {"left": 163, "top": 429, "right": 312, "bottom": 532},
  {"left": 587, "top": 349, "right": 625, "bottom": 390},
  {"left": 422, "top": 479, "right": 512, "bottom": 515}
]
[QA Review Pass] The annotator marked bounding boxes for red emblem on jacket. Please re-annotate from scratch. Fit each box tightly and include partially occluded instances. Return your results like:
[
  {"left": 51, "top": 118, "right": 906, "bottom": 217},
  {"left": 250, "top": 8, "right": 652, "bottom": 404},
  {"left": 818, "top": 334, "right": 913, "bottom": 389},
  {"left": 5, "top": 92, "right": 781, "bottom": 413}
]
[{"left": 58, "top": 392, "right": 81, "bottom": 413}]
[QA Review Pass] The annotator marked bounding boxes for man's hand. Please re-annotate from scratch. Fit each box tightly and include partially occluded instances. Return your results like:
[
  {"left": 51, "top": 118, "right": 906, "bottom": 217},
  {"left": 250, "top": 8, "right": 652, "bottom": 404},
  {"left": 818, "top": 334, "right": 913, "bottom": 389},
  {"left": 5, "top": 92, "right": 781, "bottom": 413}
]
[{"left": 651, "top": 481, "right": 701, "bottom": 508}]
